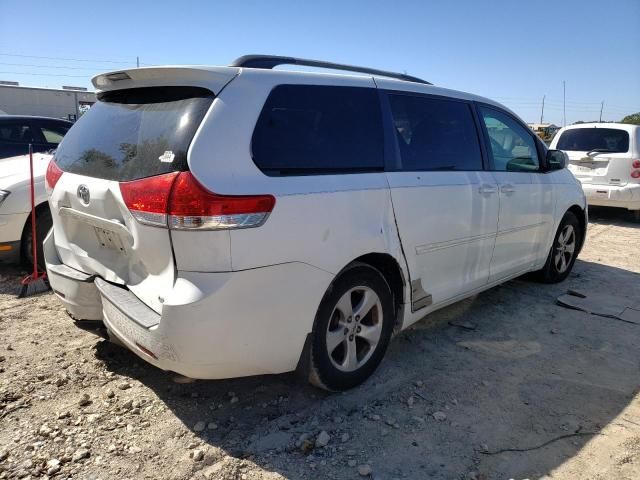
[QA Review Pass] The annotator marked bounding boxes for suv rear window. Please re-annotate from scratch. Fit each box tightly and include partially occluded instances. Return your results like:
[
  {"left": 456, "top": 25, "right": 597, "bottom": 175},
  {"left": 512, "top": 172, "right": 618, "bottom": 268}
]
[
  {"left": 556, "top": 128, "right": 629, "bottom": 153},
  {"left": 251, "top": 85, "right": 384, "bottom": 175},
  {"left": 55, "top": 87, "right": 214, "bottom": 181}
]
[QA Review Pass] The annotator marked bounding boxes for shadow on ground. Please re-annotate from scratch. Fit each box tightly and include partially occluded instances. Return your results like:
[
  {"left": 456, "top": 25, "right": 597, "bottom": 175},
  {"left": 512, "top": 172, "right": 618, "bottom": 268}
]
[
  {"left": 588, "top": 205, "right": 640, "bottom": 227},
  {"left": 91, "top": 252, "right": 640, "bottom": 479},
  {"left": 0, "top": 264, "right": 30, "bottom": 296}
]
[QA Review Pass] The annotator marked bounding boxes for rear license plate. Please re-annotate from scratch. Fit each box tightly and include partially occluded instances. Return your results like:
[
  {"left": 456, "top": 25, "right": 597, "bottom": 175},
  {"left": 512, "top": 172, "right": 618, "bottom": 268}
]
[{"left": 93, "top": 227, "right": 126, "bottom": 254}]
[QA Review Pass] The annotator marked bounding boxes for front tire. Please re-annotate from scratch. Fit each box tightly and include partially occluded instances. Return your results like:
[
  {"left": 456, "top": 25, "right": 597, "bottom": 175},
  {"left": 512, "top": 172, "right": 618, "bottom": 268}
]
[
  {"left": 308, "top": 264, "right": 395, "bottom": 391},
  {"left": 21, "top": 207, "right": 52, "bottom": 271},
  {"left": 536, "top": 211, "right": 581, "bottom": 283}
]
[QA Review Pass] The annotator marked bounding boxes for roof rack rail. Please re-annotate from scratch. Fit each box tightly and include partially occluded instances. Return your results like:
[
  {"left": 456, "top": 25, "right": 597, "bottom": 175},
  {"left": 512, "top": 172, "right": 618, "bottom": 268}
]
[{"left": 230, "top": 55, "right": 431, "bottom": 85}]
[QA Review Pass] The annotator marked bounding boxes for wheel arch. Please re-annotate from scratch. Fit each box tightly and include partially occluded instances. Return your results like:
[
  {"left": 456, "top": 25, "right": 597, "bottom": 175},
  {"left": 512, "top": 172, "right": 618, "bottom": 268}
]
[
  {"left": 344, "top": 252, "right": 407, "bottom": 333},
  {"left": 566, "top": 204, "right": 587, "bottom": 254},
  {"left": 20, "top": 201, "right": 51, "bottom": 260},
  {"left": 295, "top": 251, "right": 408, "bottom": 380},
  {"left": 21, "top": 201, "right": 51, "bottom": 236}
]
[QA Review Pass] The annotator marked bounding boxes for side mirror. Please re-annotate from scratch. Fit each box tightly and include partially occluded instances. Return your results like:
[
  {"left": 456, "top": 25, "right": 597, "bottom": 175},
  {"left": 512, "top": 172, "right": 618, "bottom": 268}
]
[{"left": 546, "top": 149, "right": 567, "bottom": 171}]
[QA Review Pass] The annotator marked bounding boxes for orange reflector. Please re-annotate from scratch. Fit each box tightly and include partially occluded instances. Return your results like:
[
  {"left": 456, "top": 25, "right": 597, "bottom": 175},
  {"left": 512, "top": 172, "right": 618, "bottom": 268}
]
[
  {"left": 0, "top": 245, "right": 13, "bottom": 251},
  {"left": 135, "top": 342, "right": 158, "bottom": 360}
]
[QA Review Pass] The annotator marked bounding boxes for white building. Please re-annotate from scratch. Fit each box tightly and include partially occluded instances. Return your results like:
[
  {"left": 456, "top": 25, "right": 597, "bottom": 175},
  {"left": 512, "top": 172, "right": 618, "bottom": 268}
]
[
  {"left": 0, "top": 82, "right": 96, "bottom": 121},
  {"left": 528, "top": 122, "right": 561, "bottom": 139}
]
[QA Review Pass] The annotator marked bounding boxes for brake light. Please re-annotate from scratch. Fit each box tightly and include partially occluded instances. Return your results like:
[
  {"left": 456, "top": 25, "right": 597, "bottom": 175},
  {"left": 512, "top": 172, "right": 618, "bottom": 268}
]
[
  {"left": 168, "top": 172, "right": 275, "bottom": 230},
  {"left": 631, "top": 170, "right": 640, "bottom": 179},
  {"left": 119, "top": 172, "right": 275, "bottom": 230},
  {"left": 119, "top": 172, "right": 179, "bottom": 227},
  {"left": 45, "top": 160, "right": 64, "bottom": 194},
  {"left": 632, "top": 160, "right": 640, "bottom": 169}
]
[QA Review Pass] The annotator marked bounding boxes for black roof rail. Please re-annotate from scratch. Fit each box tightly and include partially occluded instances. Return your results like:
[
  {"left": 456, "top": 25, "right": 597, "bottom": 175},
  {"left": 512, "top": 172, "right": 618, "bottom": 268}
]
[{"left": 230, "top": 55, "right": 431, "bottom": 85}]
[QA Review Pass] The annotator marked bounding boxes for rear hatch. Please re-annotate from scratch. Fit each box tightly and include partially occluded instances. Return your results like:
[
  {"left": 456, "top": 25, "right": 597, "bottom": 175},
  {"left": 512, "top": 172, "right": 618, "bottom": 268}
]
[
  {"left": 48, "top": 80, "right": 219, "bottom": 313},
  {"left": 556, "top": 127, "right": 632, "bottom": 185}
]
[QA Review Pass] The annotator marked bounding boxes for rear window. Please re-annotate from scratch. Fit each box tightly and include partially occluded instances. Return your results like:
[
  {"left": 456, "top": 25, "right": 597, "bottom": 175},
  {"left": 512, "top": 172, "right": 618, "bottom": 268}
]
[
  {"left": 251, "top": 84, "right": 384, "bottom": 175},
  {"left": 556, "top": 128, "right": 629, "bottom": 153},
  {"left": 55, "top": 86, "right": 214, "bottom": 181}
]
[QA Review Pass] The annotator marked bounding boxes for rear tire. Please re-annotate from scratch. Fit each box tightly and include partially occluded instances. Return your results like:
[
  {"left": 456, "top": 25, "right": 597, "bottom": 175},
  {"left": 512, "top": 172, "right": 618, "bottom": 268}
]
[
  {"left": 21, "top": 207, "right": 52, "bottom": 271},
  {"left": 308, "top": 263, "right": 395, "bottom": 391},
  {"left": 535, "top": 211, "right": 581, "bottom": 283}
]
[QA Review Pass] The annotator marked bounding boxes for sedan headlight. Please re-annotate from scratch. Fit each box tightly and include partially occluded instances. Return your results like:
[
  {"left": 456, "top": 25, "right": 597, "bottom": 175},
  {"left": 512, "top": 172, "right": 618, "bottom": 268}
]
[{"left": 0, "top": 190, "right": 10, "bottom": 208}]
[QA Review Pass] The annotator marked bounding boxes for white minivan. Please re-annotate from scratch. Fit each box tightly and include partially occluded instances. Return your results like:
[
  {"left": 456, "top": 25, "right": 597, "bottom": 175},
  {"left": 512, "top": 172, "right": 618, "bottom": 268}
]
[
  {"left": 550, "top": 123, "right": 640, "bottom": 220},
  {"left": 44, "top": 56, "right": 587, "bottom": 390}
]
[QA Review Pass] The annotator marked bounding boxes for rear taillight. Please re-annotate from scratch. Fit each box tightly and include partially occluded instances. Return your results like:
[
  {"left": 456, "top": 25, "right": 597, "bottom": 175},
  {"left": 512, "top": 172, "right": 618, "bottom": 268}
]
[
  {"left": 632, "top": 160, "right": 640, "bottom": 169},
  {"left": 631, "top": 170, "right": 640, "bottom": 179},
  {"left": 119, "top": 172, "right": 275, "bottom": 230},
  {"left": 45, "top": 160, "right": 64, "bottom": 195},
  {"left": 119, "top": 172, "right": 179, "bottom": 227},
  {"left": 168, "top": 172, "right": 275, "bottom": 230}
]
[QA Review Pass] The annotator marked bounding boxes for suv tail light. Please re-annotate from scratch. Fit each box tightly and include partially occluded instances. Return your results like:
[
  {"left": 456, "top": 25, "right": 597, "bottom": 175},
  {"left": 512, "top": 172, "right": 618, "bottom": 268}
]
[
  {"left": 168, "top": 172, "right": 275, "bottom": 230},
  {"left": 119, "top": 172, "right": 275, "bottom": 230},
  {"left": 119, "top": 172, "right": 178, "bottom": 227},
  {"left": 45, "top": 160, "right": 64, "bottom": 194}
]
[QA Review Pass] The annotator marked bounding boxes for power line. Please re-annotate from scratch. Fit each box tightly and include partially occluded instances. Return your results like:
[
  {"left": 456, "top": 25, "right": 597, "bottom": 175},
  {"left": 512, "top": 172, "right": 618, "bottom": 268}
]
[
  {"left": 0, "top": 52, "right": 134, "bottom": 65},
  {"left": 0, "top": 71, "right": 89, "bottom": 78},
  {"left": 0, "top": 62, "right": 113, "bottom": 71}
]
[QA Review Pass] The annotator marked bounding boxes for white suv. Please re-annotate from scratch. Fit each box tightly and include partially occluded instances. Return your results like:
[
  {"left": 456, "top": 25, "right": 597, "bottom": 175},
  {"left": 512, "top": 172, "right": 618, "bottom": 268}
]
[
  {"left": 44, "top": 55, "right": 587, "bottom": 390},
  {"left": 550, "top": 123, "right": 640, "bottom": 220}
]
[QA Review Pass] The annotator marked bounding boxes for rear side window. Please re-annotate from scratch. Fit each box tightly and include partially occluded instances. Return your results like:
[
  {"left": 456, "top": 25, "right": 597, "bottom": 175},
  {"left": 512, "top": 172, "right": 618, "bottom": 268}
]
[
  {"left": 252, "top": 85, "right": 384, "bottom": 175},
  {"left": 55, "top": 87, "right": 214, "bottom": 181},
  {"left": 556, "top": 128, "right": 630, "bottom": 153},
  {"left": 388, "top": 94, "right": 482, "bottom": 171},
  {"left": 0, "top": 121, "right": 33, "bottom": 143}
]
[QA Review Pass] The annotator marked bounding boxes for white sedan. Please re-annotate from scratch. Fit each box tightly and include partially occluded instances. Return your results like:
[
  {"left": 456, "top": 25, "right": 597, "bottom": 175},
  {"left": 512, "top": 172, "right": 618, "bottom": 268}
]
[{"left": 0, "top": 153, "right": 52, "bottom": 268}]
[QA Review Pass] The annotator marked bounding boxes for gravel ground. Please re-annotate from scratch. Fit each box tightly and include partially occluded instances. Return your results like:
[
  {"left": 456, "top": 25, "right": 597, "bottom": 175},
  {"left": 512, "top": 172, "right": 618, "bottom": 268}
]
[{"left": 1, "top": 207, "right": 640, "bottom": 480}]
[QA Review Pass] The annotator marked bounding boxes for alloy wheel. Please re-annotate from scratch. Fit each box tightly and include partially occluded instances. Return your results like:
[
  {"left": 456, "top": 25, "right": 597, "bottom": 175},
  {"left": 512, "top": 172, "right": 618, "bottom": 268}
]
[
  {"left": 325, "top": 286, "right": 383, "bottom": 372},
  {"left": 555, "top": 224, "right": 576, "bottom": 273}
]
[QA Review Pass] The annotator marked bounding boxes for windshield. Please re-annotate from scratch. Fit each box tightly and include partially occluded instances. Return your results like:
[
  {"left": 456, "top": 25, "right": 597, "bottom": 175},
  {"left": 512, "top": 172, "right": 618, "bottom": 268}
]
[
  {"left": 556, "top": 128, "right": 629, "bottom": 153},
  {"left": 55, "top": 86, "right": 214, "bottom": 181}
]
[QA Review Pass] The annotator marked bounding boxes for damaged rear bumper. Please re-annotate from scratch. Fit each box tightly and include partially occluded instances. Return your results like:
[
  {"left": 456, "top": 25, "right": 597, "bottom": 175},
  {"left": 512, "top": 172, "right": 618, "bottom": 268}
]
[{"left": 44, "top": 229, "right": 333, "bottom": 379}]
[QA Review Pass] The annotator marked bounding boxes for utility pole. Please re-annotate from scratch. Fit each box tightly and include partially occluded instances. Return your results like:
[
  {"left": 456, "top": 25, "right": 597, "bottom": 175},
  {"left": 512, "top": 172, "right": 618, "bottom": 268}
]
[
  {"left": 563, "top": 81, "right": 566, "bottom": 127},
  {"left": 540, "top": 95, "right": 545, "bottom": 124},
  {"left": 136, "top": 56, "right": 140, "bottom": 68},
  {"left": 599, "top": 101, "right": 604, "bottom": 122}
]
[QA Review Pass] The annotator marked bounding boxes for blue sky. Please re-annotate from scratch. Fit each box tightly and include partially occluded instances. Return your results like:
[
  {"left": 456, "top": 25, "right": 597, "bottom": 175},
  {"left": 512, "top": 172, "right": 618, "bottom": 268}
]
[{"left": 1, "top": 0, "right": 639, "bottom": 125}]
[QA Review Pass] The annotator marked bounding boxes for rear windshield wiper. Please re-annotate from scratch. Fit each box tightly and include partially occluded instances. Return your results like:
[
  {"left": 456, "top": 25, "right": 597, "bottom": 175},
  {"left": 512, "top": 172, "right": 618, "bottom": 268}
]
[{"left": 586, "top": 148, "right": 612, "bottom": 156}]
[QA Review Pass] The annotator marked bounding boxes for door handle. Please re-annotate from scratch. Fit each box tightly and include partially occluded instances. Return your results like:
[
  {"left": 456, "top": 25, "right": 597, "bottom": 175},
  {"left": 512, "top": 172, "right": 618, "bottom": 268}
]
[
  {"left": 500, "top": 184, "right": 516, "bottom": 194},
  {"left": 479, "top": 184, "right": 498, "bottom": 194}
]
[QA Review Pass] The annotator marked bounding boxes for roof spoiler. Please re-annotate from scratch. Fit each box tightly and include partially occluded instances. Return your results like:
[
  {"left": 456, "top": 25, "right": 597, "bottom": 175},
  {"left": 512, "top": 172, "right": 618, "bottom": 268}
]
[{"left": 231, "top": 55, "right": 431, "bottom": 85}]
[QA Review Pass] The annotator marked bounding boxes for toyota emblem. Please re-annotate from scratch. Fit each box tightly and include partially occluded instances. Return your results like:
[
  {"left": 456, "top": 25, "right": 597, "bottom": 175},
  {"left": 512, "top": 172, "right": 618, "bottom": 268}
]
[{"left": 77, "top": 184, "right": 90, "bottom": 205}]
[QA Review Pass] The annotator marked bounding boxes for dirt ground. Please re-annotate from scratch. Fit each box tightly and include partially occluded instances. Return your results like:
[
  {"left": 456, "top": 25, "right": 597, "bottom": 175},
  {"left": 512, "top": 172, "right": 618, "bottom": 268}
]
[{"left": 1, "top": 207, "right": 639, "bottom": 480}]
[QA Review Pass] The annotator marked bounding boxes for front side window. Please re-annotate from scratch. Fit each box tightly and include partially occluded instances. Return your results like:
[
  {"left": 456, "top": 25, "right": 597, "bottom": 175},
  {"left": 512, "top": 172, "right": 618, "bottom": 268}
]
[
  {"left": 388, "top": 94, "right": 482, "bottom": 171},
  {"left": 556, "top": 128, "right": 629, "bottom": 153},
  {"left": 39, "top": 123, "right": 70, "bottom": 145},
  {"left": 251, "top": 85, "right": 384, "bottom": 175},
  {"left": 479, "top": 107, "right": 539, "bottom": 172}
]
